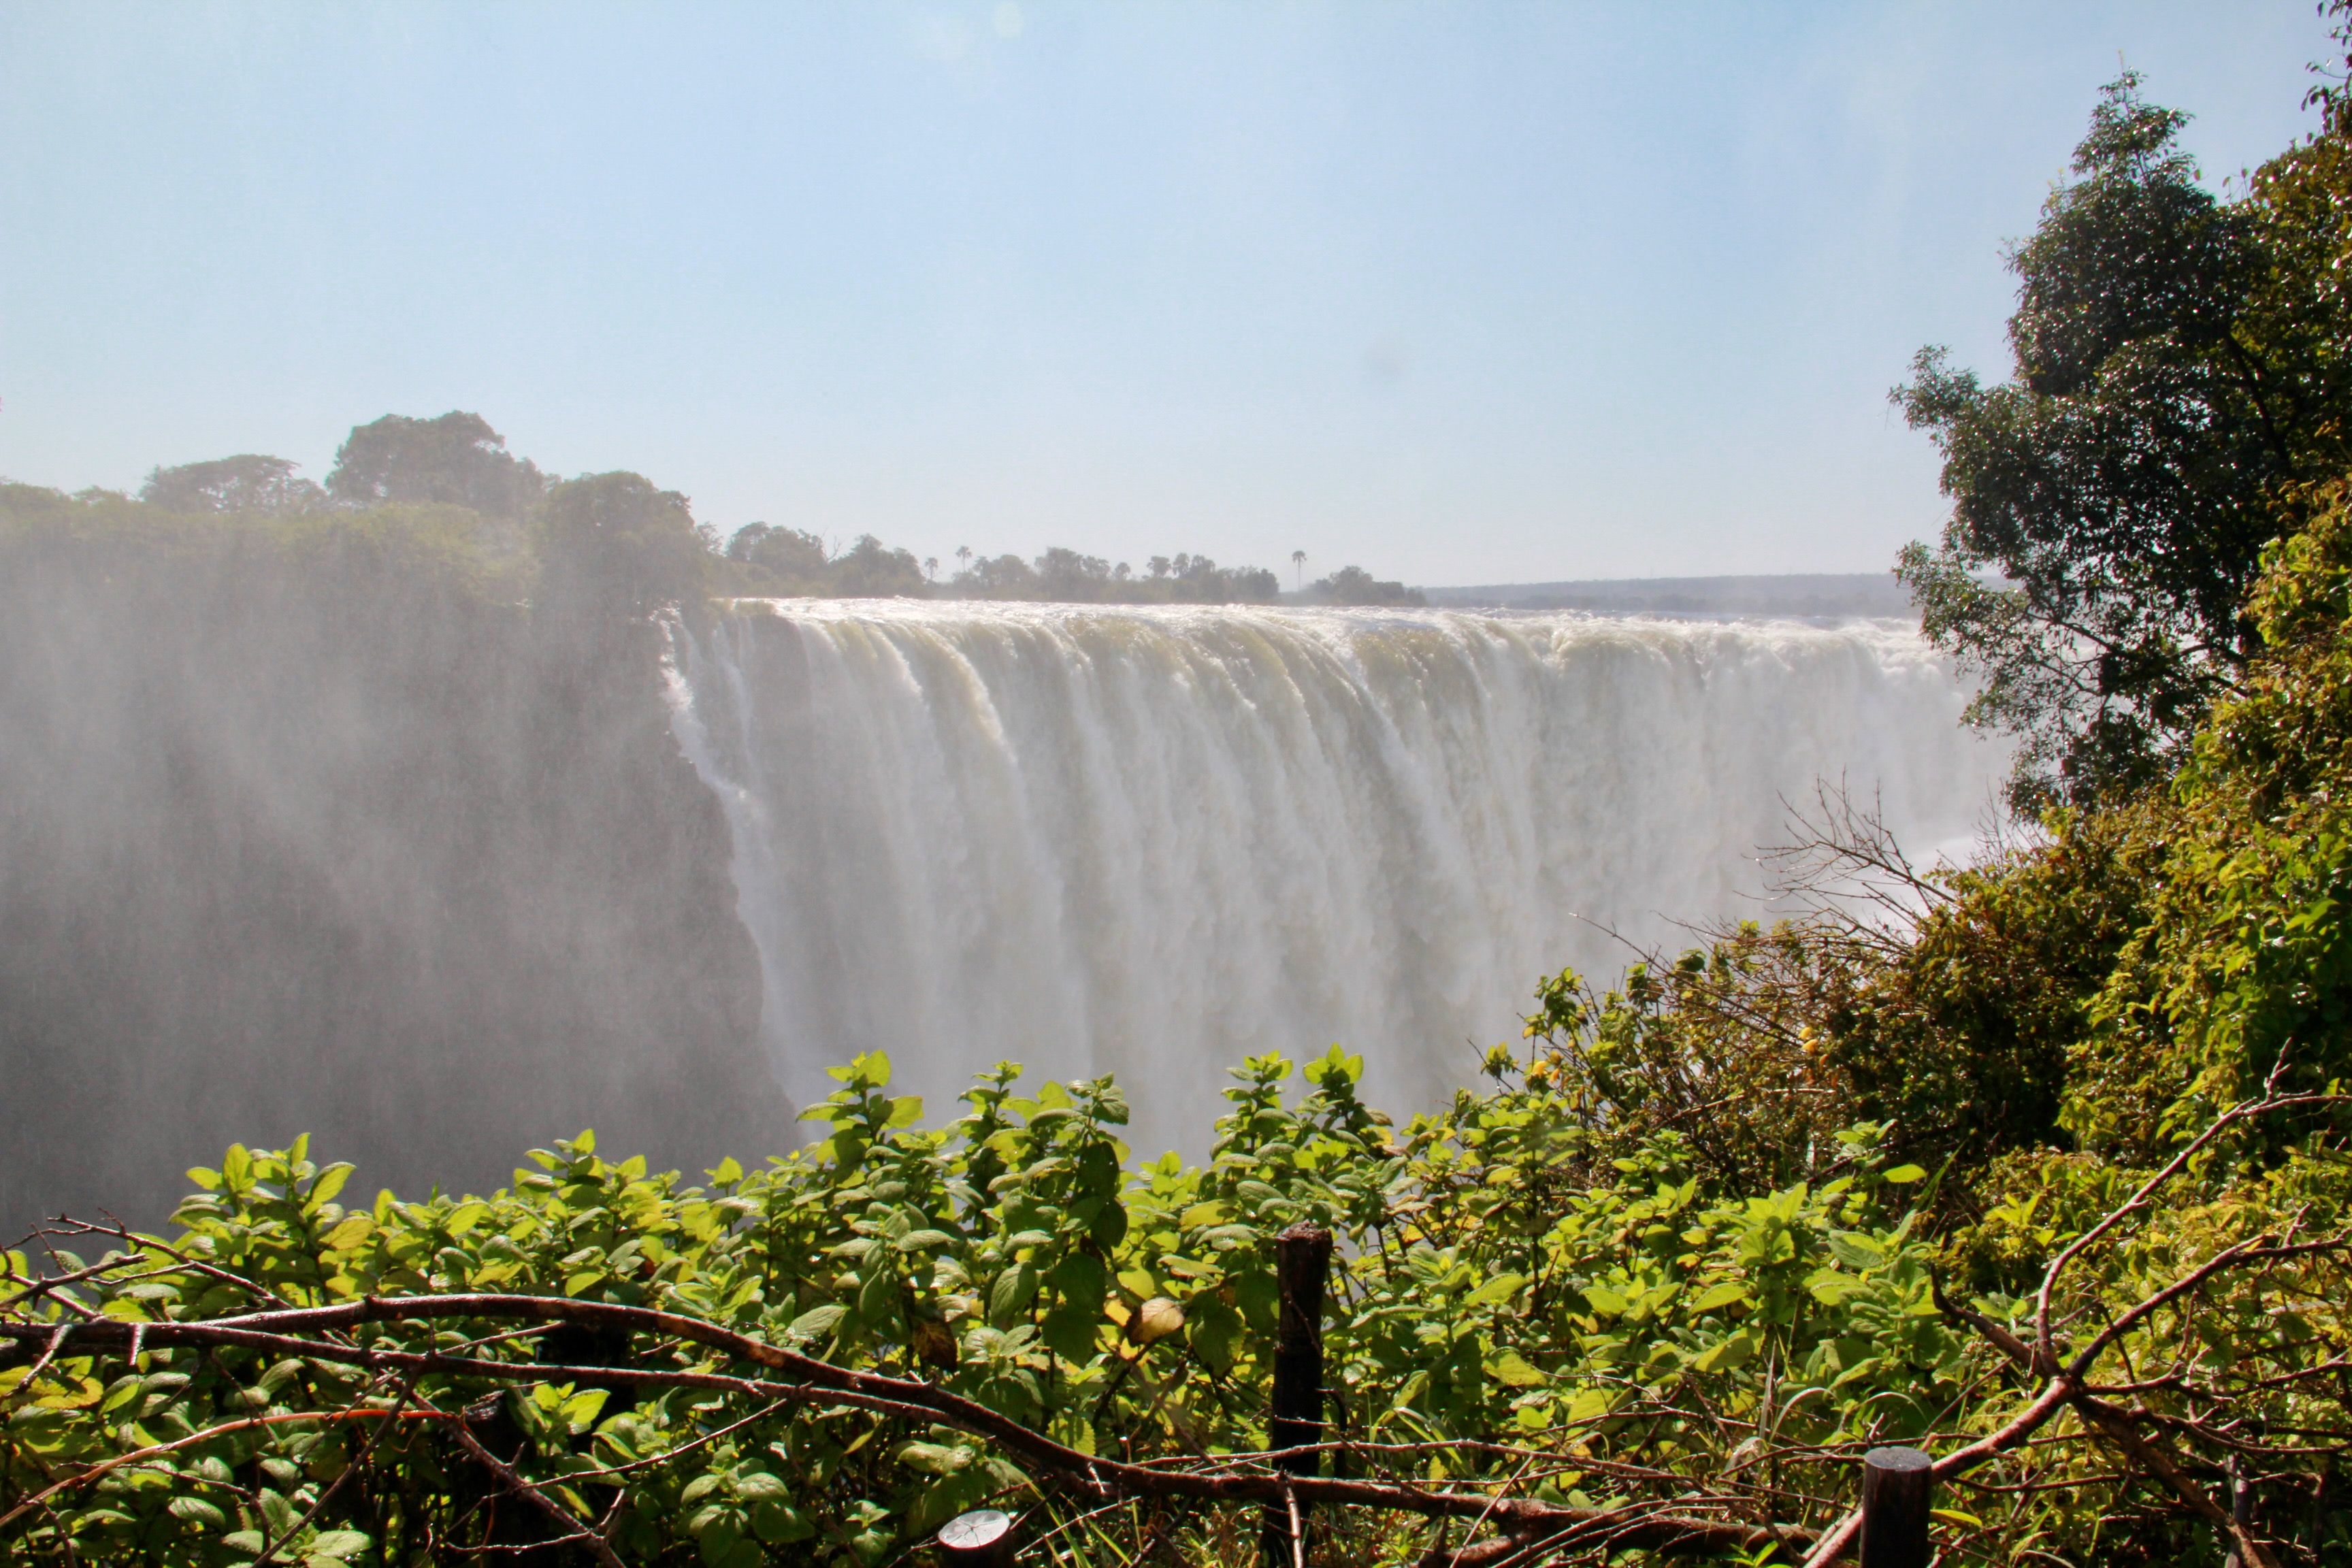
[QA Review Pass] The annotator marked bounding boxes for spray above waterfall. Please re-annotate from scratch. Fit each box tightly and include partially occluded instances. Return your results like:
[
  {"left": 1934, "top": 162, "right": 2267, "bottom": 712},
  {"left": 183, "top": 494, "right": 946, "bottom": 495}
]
[{"left": 663, "top": 602, "right": 2005, "bottom": 1158}]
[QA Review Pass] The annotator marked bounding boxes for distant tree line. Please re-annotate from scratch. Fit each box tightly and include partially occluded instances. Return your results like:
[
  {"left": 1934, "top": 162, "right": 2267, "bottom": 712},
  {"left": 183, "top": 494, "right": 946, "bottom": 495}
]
[
  {"left": 130, "top": 412, "right": 546, "bottom": 520},
  {"left": 20, "top": 412, "right": 1425, "bottom": 608},
  {"left": 1309, "top": 564, "right": 1426, "bottom": 606},
  {"left": 721, "top": 528, "right": 1294, "bottom": 604},
  {"left": 719, "top": 525, "right": 1423, "bottom": 605}
]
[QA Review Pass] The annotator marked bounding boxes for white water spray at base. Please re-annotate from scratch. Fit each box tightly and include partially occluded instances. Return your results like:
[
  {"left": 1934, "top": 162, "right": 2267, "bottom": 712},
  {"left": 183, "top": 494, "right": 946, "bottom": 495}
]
[{"left": 664, "top": 602, "right": 2005, "bottom": 1156}]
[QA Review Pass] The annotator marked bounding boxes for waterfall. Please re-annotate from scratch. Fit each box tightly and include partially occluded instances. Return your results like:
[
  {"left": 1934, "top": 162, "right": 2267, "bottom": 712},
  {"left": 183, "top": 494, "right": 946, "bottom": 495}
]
[{"left": 663, "top": 601, "right": 2004, "bottom": 1156}]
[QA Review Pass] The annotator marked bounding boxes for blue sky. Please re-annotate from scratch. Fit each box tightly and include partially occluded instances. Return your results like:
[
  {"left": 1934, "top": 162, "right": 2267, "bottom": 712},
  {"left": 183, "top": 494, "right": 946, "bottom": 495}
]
[{"left": 0, "top": 2, "right": 2334, "bottom": 585}]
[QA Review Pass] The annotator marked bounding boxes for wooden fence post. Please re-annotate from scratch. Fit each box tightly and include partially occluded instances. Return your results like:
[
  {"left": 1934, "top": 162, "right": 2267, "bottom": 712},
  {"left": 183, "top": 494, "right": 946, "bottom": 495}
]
[
  {"left": 1860, "top": 1446, "right": 1933, "bottom": 1568},
  {"left": 938, "top": 1507, "right": 1015, "bottom": 1566},
  {"left": 1260, "top": 1222, "right": 1333, "bottom": 1568}
]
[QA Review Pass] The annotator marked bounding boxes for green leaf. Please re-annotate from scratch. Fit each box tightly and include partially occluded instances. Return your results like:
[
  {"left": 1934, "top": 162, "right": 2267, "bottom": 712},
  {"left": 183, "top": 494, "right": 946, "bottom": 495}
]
[
  {"left": 1691, "top": 1329, "right": 1759, "bottom": 1374},
  {"left": 785, "top": 1304, "right": 847, "bottom": 1342},
  {"left": 1187, "top": 1298, "right": 1243, "bottom": 1374},
  {"left": 322, "top": 1215, "right": 373, "bottom": 1250},
  {"left": 1462, "top": 1273, "right": 1526, "bottom": 1309},
  {"left": 989, "top": 1262, "right": 1039, "bottom": 1327},
  {"left": 1047, "top": 1250, "right": 1107, "bottom": 1317},
  {"left": 1488, "top": 1350, "right": 1548, "bottom": 1388},
  {"left": 1690, "top": 1281, "right": 1749, "bottom": 1313},
  {"left": 560, "top": 1387, "right": 610, "bottom": 1430},
  {"left": 1882, "top": 1164, "right": 1928, "bottom": 1184},
  {"left": 310, "top": 1530, "right": 373, "bottom": 1560},
  {"left": 697, "top": 1508, "right": 745, "bottom": 1565},
  {"left": 1563, "top": 1386, "right": 1615, "bottom": 1423},
  {"left": 751, "top": 1501, "right": 813, "bottom": 1544},
  {"left": 1826, "top": 1232, "right": 1888, "bottom": 1270},
  {"left": 1041, "top": 1303, "right": 1100, "bottom": 1362},
  {"left": 857, "top": 1267, "right": 899, "bottom": 1324},
  {"left": 895, "top": 1441, "right": 969, "bottom": 1476},
  {"left": 166, "top": 1495, "right": 228, "bottom": 1529},
  {"left": 1235, "top": 1269, "right": 1279, "bottom": 1333},
  {"left": 306, "top": 1163, "right": 355, "bottom": 1209},
  {"left": 1806, "top": 1269, "right": 1869, "bottom": 1305},
  {"left": 259, "top": 1489, "right": 297, "bottom": 1536}
]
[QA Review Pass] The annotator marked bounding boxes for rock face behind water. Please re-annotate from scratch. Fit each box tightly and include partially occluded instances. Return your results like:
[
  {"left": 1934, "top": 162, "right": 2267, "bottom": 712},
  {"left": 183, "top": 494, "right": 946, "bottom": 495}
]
[{"left": 0, "top": 504, "right": 781, "bottom": 1231}]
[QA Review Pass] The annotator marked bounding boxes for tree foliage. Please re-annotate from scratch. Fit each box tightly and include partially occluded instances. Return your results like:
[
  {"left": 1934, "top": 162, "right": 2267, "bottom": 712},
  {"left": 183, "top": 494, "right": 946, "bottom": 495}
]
[
  {"left": 1307, "top": 566, "right": 1426, "bottom": 607},
  {"left": 327, "top": 414, "right": 548, "bottom": 520},
  {"left": 23, "top": 412, "right": 1362, "bottom": 612},
  {"left": 1898, "top": 74, "right": 2352, "bottom": 805},
  {"left": 0, "top": 1049, "right": 1983, "bottom": 1567},
  {"left": 140, "top": 457, "right": 325, "bottom": 516},
  {"left": 537, "top": 474, "right": 713, "bottom": 621},
  {"left": 10, "top": 1030, "right": 2351, "bottom": 1565},
  {"left": 725, "top": 525, "right": 831, "bottom": 586},
  {"left": 715, "top": 530, "right": 1288, "bottom": 605}
]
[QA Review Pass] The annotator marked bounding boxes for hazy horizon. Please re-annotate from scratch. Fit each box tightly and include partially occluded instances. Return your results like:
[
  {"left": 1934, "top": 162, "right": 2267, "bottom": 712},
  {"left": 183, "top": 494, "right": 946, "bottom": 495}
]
[{"left": 1, "top": 1, "right": 2334, "bottom": 585}]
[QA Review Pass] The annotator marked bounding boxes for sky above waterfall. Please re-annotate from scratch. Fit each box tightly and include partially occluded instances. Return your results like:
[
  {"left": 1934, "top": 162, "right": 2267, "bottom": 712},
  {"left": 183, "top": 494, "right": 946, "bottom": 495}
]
[{"left": 0, "top": 2, "right": 2335, "bottom": 587}]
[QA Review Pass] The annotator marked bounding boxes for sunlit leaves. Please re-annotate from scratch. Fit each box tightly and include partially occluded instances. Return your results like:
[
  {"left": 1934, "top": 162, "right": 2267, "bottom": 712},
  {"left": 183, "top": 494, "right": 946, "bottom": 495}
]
[{"left": 0, "top": 1049, "right": 1991, "bottom": 1566}]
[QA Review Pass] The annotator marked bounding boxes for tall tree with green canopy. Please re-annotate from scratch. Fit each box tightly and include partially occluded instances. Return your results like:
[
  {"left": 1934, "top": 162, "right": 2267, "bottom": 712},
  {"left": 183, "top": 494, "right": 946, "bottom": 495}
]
[
  {"left": 535, "top": 471, "right": 711, "bottom": 621},
  {"left": 138, "top": 455, "right": 323, "bottom": 514},
  {"left": 725, "top": 521, "right": 830, "bottom": 586},
  {"left": 825, "top": 534, "right": 927, "bottom": 597},
  {"left": 1897, "top": 71, "right": 2352, "bottom": 807},
  {"left": 325, "top": 411, "right": 547, "bottom": 518}
]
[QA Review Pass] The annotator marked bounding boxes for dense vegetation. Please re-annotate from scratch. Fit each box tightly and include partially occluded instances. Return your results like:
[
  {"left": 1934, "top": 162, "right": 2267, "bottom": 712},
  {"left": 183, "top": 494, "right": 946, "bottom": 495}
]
[
  {"left": 723, "top": 532, "right": 1293, "bottom": 606},
  {"left": 42, "top": 412, "right": 1417, "bottom": 610},
  {"left": 14, "top": 35, "right": 2352, "bottom": 1568},
  {"left": 685, "top": 525, "right": 1423, "bottom": 608},
  {"left": 1897, "top": 70, "right": 2352, "bottom": 807}
]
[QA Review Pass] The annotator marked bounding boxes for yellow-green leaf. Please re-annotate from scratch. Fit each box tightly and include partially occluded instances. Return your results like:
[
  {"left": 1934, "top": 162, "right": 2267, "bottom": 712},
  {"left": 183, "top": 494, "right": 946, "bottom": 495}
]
[
  {"left": 1563, "top": 1386, "right": 1615, "bottom": 1423},
  {"left": 1690, "top": 1281, "right": 1749, "bottom": 1312},
  {"left": 1463, "top": 1273, "right": 1526, "bottom": 1309}
]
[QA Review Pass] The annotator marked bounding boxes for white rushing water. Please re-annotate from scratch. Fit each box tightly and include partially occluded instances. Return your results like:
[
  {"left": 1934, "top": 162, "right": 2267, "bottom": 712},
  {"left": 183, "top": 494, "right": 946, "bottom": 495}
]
[{"left": 662, "top": 602, "right": 2005, "bottom": 1156}]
